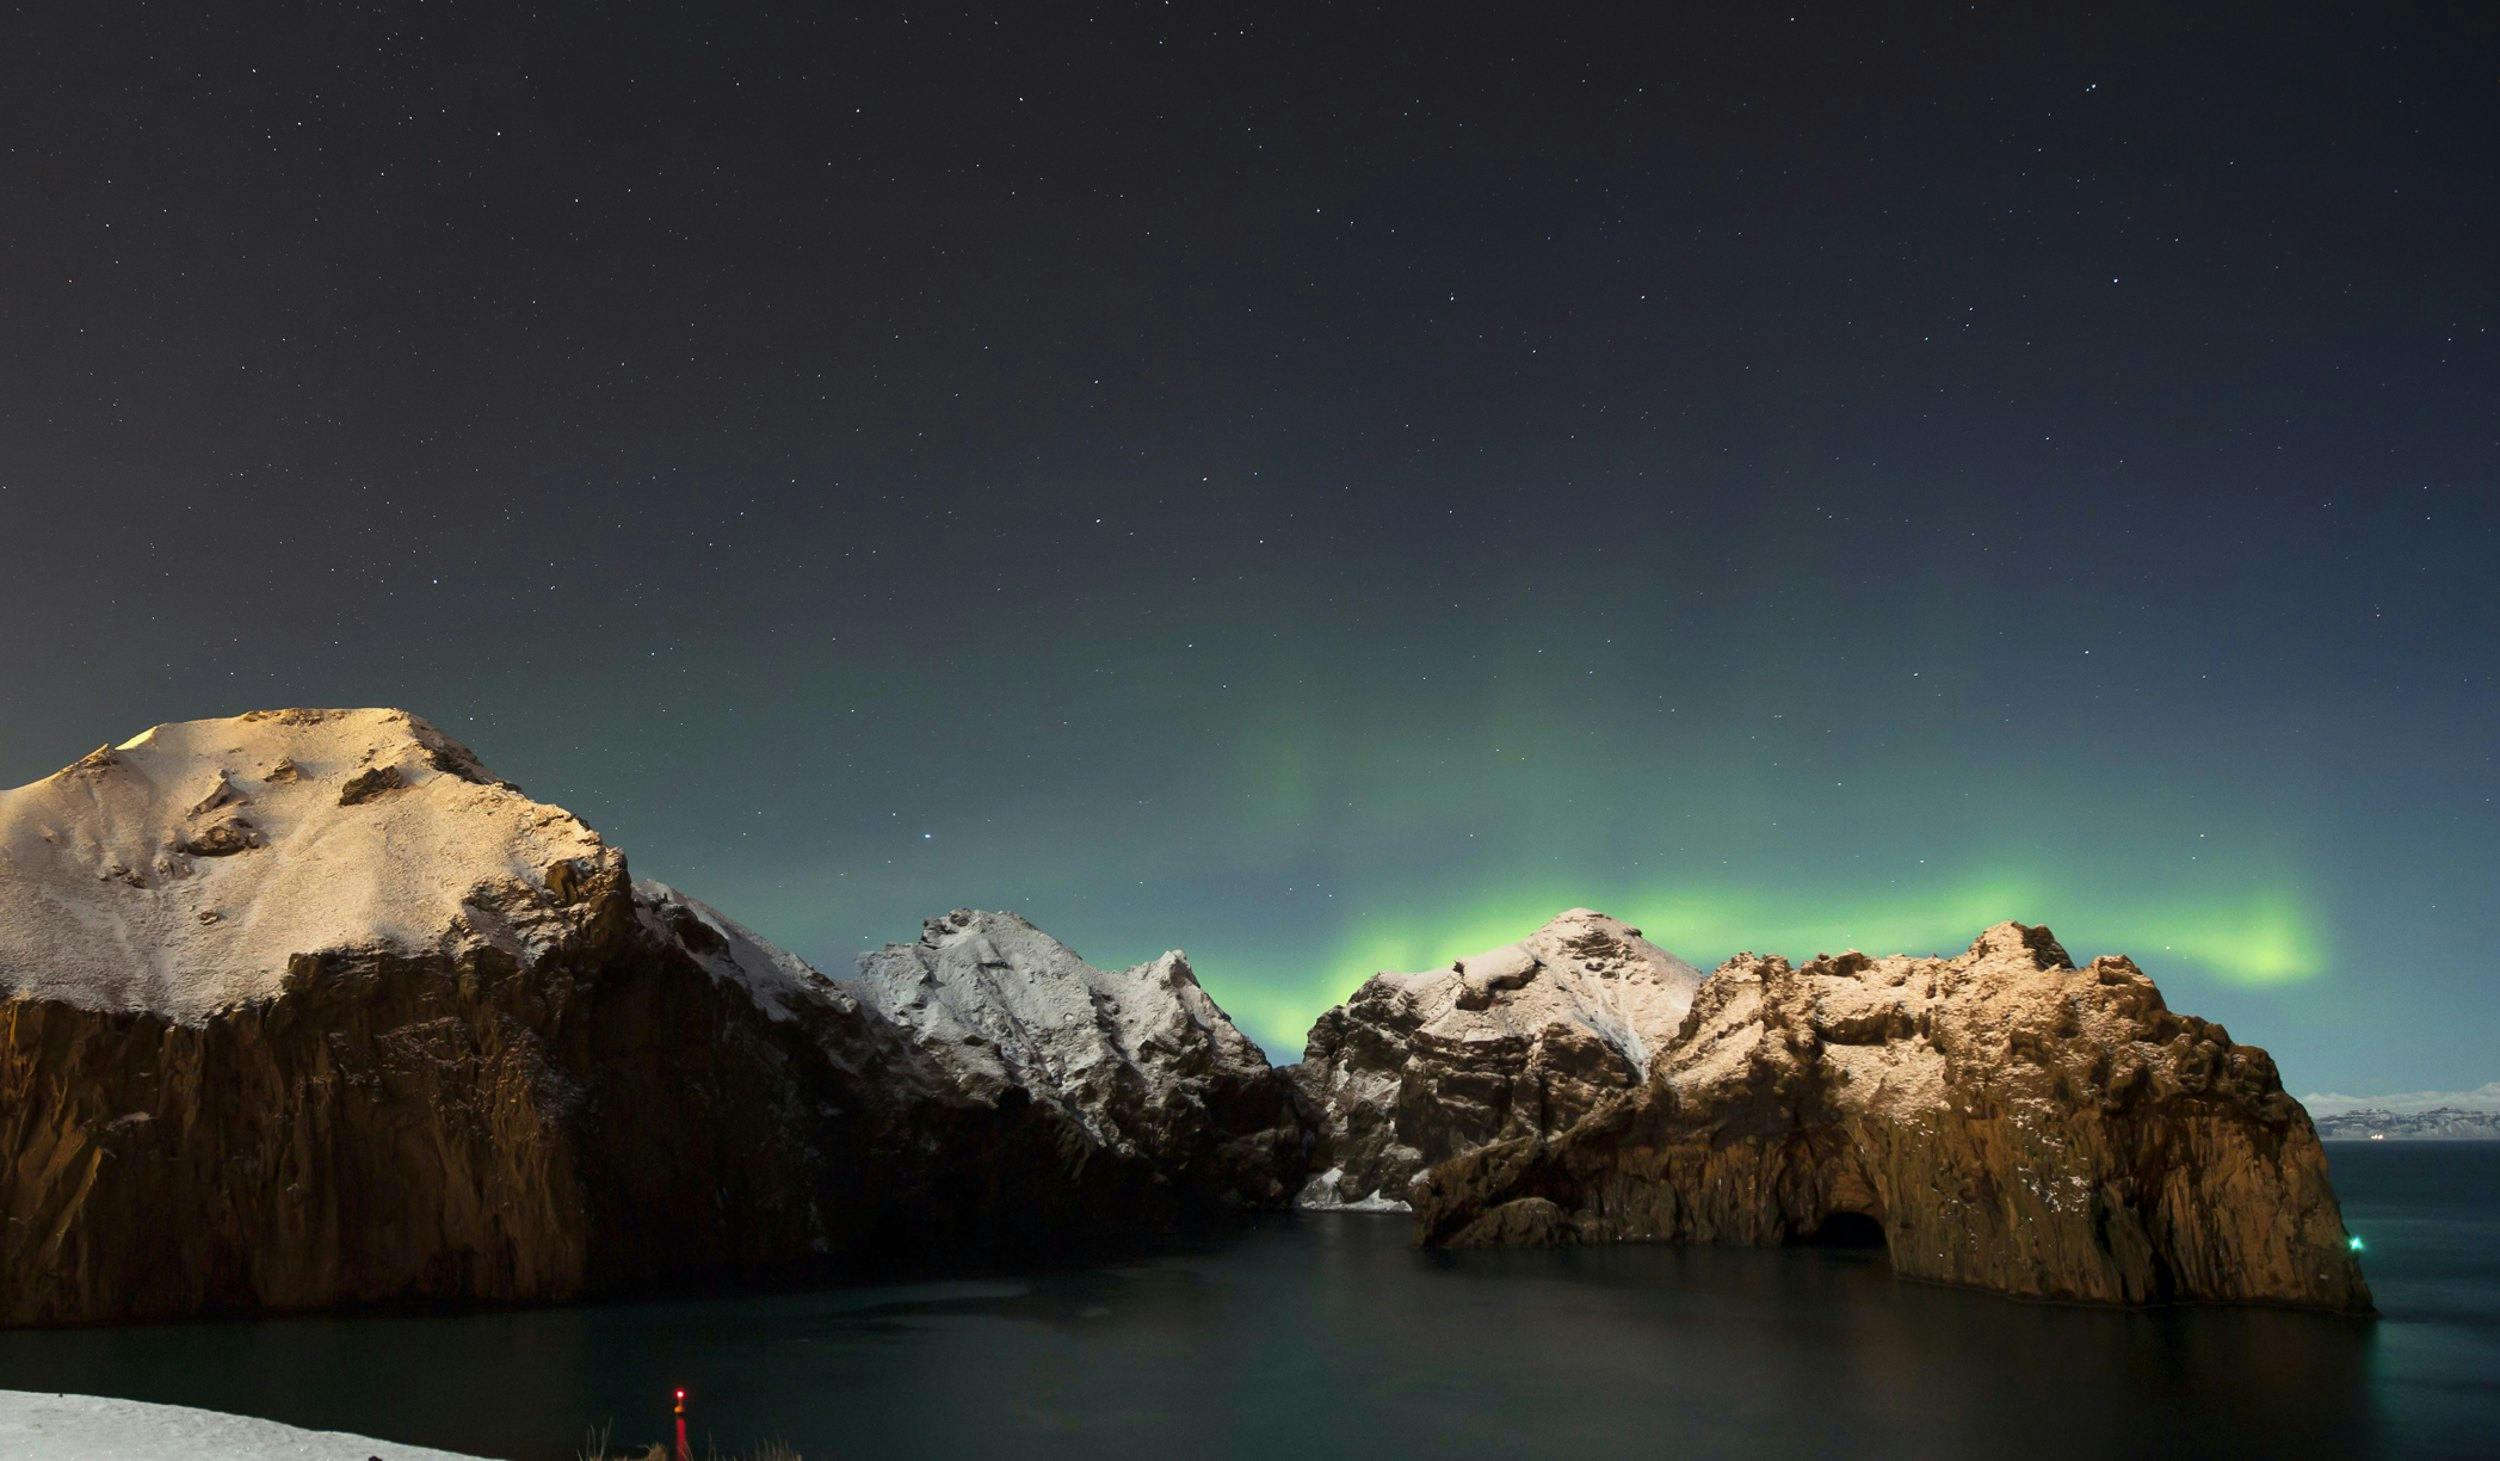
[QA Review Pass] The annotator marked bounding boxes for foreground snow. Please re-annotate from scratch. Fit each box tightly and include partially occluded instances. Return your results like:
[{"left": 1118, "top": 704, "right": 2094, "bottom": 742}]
[{"left": 0, "top": 1390, "right": 479, "bottom": 1459}]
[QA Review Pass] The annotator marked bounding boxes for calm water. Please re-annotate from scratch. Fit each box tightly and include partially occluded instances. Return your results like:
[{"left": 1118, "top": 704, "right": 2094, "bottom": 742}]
[{"left": 3, "top": 1143, "right": 2493, "bottom": 1459}]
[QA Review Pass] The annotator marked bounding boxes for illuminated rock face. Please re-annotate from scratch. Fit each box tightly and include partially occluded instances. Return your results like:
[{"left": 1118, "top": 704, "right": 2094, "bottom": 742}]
[
  {"left": 1413, "top": 923, "right": 2374, "bottom": 1312},
  {"left": 0, "top": 712, "right": 2372, "bottom": 1320},
  {"left": 1292, "top": 910, "right": 1702, "bottom": 1211},
  {"left": 0, "top": 711, "right": 1152, "bottom": 1326}
]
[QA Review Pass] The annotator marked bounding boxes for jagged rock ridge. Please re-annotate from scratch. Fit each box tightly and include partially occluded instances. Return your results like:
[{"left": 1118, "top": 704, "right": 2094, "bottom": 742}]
[
  {"left": 851, "top": 909, "right": 1303, "bottom": 1209},
  {"left": 1413, "top": 922, "right": 2373, "bottom": 1312},
  {"left": 0, "top": 710, "right": 2375, "bottom": 1321},
  {"left": 0, "top": 709, "right": 1154, "bottom": 1326},
  {"left": 1292, "top": 909, "right": 1702, "bottom": 1210}
]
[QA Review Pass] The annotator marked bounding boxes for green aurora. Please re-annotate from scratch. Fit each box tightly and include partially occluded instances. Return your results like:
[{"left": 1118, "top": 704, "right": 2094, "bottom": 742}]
[
  {"left": 3, "top": 3, "right": 2490, "bottom": 1101},
  {"left": 1197, "top": 870, "right": 2322, "bottom": 1054}
]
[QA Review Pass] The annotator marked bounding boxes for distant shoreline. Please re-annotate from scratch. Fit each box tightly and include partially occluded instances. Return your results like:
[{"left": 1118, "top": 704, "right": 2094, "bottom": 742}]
[{"left": 2319, "top": 1134, "right": 2500, "bottom": 1142}]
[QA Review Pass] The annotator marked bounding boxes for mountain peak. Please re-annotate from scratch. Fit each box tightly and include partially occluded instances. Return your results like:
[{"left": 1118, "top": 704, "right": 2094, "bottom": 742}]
[
  {"left": 1293, "top": 907, "right": 1706, "bottom": 1211},
  {"left": 916, "top": 906, "right": 1042, "bottom": 946},
  {"left": 1963, "top": 920, "right": 2073, "bottom": 970},
  {"left": 1, "top": 707, "right": 599, "bottom": 1020},
  {"left": 850, "top": 909, "right": 1296, "bottom": 1204}
]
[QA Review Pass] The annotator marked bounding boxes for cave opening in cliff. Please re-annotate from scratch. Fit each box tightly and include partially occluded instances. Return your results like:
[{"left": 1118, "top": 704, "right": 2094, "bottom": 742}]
[{"left": 1801, "top": 1211, "right": 1888, "bottom": 1250}]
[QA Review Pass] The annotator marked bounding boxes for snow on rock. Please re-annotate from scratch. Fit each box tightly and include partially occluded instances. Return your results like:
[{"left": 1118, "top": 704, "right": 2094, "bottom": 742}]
[
  {"left": 0, "top": 709, "right": 846, "bottom": 1032},
  {"left": 851, "top": 909, "right": 1305, "bottom": 1209},
  {"left": 0, "top": 709, "right": 608, "bottom": 1020},
  {"left": 0, "top": 1390, "right": 479, "bottom": 1459},
  {"left": 0, "top": 710, "right": 1201, "bottom": 1327},
  {"left": 633, "top": 879, "right": 844, "bottom": 1023},
  {"left": 1294, "top": 1165, "right": 1412, "bottom": 1213},
  {"left": 1415, "top": 922, "right": 2375, "bottom": 1312},
  {"left": 1291, "top": 908, "right": 1703, "bottom": 1210}
]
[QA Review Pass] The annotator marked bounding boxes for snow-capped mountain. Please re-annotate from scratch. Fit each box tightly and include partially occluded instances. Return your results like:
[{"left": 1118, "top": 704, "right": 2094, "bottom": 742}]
[
  {"left": 0, "top": 709, "right": 1158, "bottom": 1325},
  {"left": 1291, "top": 908, "right": 1703, "bottom": 1210},
  {"left": 851, "top": 908, "right": 1303, "bottom": 1208}
]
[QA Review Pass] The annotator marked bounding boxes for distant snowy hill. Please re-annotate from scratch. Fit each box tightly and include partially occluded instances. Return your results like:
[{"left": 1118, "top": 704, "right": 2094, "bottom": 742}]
[{"left": 2303, "top": 1082, "right": 2500, "bottom": 1139}]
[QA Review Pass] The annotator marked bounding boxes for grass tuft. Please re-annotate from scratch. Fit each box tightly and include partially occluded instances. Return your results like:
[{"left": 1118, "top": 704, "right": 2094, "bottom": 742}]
[{"left": 576, "top": 1418, "right": 803, "bottom": 1460}]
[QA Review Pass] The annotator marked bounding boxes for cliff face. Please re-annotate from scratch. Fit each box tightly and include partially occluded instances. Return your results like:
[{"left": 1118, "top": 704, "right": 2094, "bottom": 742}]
[
  {"left": 0, "top": 712, "right": 2372, "bottom": 1320},
  {"left": 0, "top": 710, "right": 1136, "bottom": 1326},
  {"left": 851, "top": 909, "right": 1305, "bottom": 1210},
  {"left": 1292, "top": 910, "right": 1701, "bottom": 1210},
  {"left": 1414, "top": 923, "right": 2372, "bottom": 1313}
]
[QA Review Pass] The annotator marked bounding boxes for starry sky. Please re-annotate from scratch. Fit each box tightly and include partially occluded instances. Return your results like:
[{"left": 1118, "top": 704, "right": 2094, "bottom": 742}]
[{"left": 3, "top": 4, "right": 2494, "bottom": 1091}]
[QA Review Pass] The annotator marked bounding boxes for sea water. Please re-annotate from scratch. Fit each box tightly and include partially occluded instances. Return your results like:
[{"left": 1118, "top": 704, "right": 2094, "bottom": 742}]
[{"left": 1, "top": 1142, "right": 2491, "bottom": 1459}]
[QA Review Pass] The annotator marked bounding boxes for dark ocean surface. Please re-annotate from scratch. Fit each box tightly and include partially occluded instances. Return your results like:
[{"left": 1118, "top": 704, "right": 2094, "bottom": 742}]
[{"left": 3, "top": 1141, "right": 2492, "bottom": 1459}]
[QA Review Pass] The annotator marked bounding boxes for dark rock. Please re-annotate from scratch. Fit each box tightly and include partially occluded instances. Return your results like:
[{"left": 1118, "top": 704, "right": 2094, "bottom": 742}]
[
  {"left": 177, "top": 819, "right": 258, "bottom": 857},
  {"left": 337, "top": 766, "right": 406, "bottom": 805}
]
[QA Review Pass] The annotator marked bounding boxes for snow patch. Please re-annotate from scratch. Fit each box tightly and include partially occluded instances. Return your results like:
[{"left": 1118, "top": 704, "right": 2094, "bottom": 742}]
[
  {"left": 0, "top": 1389, "right": 480, "bottom": 1459},
  {"left": 1294, "top": 1166, "right": 1412, "bottom": 1213},
  {"left": 634, "top": 880, "right": 840, "bottom": 1023},
  {"left": 1372, "top": 908, "right": 1702, "bottom": 1073}
]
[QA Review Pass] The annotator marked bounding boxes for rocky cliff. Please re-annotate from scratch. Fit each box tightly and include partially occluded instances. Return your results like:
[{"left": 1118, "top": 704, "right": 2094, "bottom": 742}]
[
  {"left": 0, "top": 716, "right": 2372, "bottom": 1321},
  {"left": 851, "top": 909, "right": 1304, "bottom": 1209},
  {"left": 0, "top": 709, "right": 1139, "bottom": 1326},
  {"left": 1412, "top": 922, "right": 2372, "bottom": 1311},
  {"left": 1292, "top": 909, "right": 1701, "bottom": 1210}
]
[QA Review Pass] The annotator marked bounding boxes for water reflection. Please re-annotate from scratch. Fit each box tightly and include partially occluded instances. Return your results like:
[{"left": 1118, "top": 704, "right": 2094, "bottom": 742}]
[{"left": 0, "top": 1147, "right": 2489, "bottom": 1459}]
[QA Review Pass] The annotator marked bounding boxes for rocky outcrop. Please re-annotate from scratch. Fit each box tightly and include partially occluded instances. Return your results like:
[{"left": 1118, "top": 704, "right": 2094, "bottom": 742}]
[
  {"left": 850, "top": 909, "right": 1304, "bottom": 1210},
  {"left": 0, "top": 710, "right": 1148, "bottom": 1326},
  {"left": 1413, "top": 923, "right": 2373, "bottom": 1312},
  {"left": 1292, "top": 910, "right": 1702, "bottom": 1210}
]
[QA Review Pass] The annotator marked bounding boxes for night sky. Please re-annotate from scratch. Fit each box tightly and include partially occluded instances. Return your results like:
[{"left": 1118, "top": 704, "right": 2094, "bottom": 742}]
[{"left": 4, "top": 5, "right": 2494, "bottom": 1091}]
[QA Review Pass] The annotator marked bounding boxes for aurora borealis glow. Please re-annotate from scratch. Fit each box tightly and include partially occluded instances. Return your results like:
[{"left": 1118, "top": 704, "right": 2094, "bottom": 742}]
[{"left": 4, "top": 6, "right": 2493, "bottom": 1095}]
